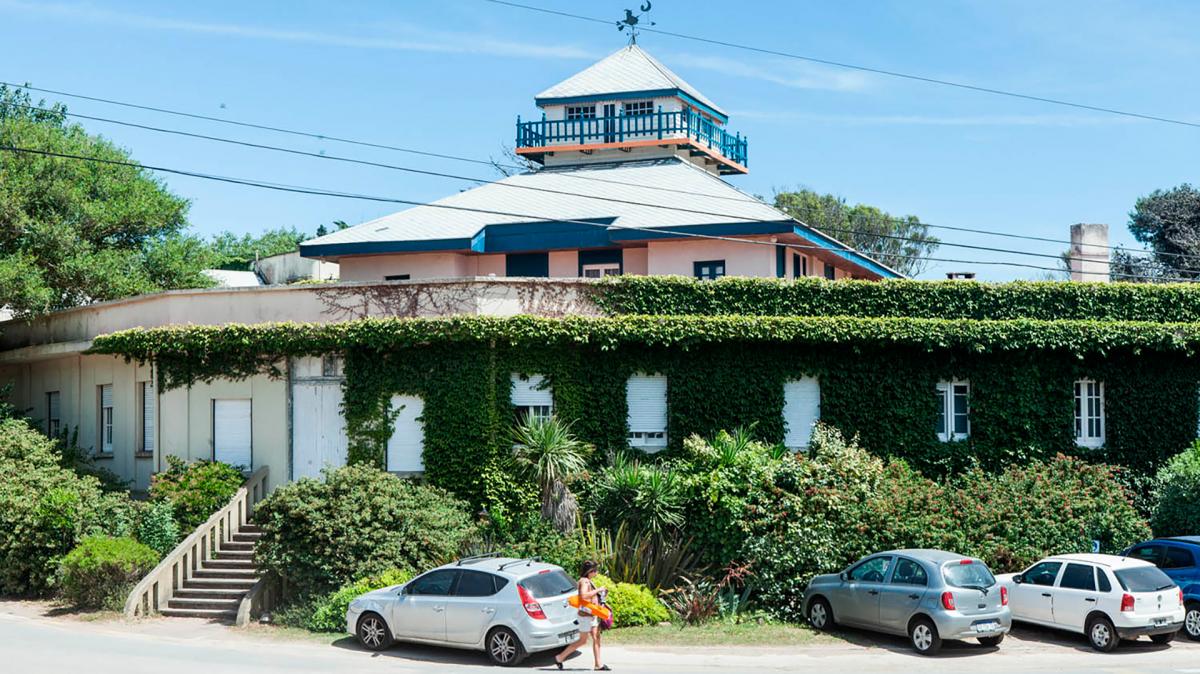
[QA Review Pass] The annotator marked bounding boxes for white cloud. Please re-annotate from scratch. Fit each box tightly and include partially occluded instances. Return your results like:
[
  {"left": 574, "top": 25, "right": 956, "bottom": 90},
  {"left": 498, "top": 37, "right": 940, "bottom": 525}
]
[
  {"left": 668, "top": 52, "right": 874, "bottom": 92},
  {"left": 0, "top": 0, "right": 594, "bottom": 60}
]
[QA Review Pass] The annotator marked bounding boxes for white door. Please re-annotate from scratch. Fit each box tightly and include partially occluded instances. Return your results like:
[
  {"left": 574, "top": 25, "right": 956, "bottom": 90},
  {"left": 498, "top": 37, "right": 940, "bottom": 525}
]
[
  {"left": 1012, "top": 561, "right": 1062, "bottom": 624},
  {"left": 1051, "top": 562, "right": 1099, "bottom": 631},
  {"left": 387, "top": 395, "right": 425, "bottom": 473},
  {"left": 291, "top": 383, "right": 349, "bottom": 480},
  {"left": 213, "top": 399, "right": 252, "bottom": 469},
  {"left": 783, "top": 378, "right": 820, "bottom": 450}
]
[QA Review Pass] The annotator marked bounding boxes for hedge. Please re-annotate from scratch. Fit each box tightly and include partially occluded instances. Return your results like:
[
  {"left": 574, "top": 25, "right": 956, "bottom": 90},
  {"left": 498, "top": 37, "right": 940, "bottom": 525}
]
[
  {"left": 57, "top": 535, "right": 159, "bottom": 610},
  {"left": 592, "top": 276, "right": 1200, "bottom": 322}
]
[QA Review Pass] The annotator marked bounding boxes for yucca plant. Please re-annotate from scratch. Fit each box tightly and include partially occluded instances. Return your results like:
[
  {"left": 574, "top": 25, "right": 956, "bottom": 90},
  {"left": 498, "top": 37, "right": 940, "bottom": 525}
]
[
  {"left": 512, "top": 416, "right": 592, "bottom": 533},
  {"left": 579, "top": 517, "right": 701, "bottom": 590}
]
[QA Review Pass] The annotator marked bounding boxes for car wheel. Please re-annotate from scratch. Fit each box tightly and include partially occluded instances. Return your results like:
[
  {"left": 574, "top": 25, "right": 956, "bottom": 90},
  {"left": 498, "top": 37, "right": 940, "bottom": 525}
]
[
  {"left": 1150, "top": 631, "right": 1175, "bottom": 645},
  {"left": 356, "top": 612, "right": 393, "bottom": 651},
  {"left": 910, "top": 617, "right": 942, "bottom": 656},
  {"left": 807, "top": 597, "right": 834, "bottom": 631},
  {"left": 1086, "top": 615, "right": 1119, "bottom": 653},
  {"left": 978, "top": 634, "right": 1004, "bottom": 648},
  {"left": 486, "top": 627, "right": 526, "bottom": 667},
  {"left": 1186, "top": 602, "right": 1200, "bottom": 641}
]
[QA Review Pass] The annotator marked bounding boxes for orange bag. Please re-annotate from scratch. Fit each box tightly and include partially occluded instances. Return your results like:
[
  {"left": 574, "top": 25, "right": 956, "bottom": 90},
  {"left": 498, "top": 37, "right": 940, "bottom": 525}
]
[{"left": 568, "top": 594, "right": 613, "bottom": 621}]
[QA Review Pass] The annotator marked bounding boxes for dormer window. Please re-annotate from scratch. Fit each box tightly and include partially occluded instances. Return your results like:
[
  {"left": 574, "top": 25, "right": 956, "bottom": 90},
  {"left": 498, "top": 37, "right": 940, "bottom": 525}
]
[
  {"left": 623, "top": 100, "right": 654, "bottom": 116},
  {"left": 566, "top": 105, "right": 596, "bottom": 121}
]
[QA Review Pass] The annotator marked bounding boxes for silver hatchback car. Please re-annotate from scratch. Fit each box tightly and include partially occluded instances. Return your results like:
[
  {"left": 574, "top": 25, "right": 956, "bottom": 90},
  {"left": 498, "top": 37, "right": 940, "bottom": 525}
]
[
  {"left": 804, "top": 549, "right": 1012, "bottom": 655},
  {"left": 346, "top": 555, "right": 582, "bottom": 666}
]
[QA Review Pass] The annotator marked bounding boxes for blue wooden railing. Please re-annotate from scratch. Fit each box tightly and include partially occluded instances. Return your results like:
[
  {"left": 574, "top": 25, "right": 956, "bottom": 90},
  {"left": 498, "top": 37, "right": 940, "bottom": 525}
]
[{"left": 516, "top": 107, "right": 748, "bottom": 168}]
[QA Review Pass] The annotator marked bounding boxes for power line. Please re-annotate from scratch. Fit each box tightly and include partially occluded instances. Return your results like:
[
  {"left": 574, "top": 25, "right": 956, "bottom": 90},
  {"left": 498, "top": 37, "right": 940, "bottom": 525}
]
[
  {"left": 482, "top": 0, "right": 1200, "bottom": 130},
  {"left": 8, "top": 100, "right": 1162, "bottom": 273},
  {"left": 1, "top": 144, "right": 1184, "bottom": 281}
]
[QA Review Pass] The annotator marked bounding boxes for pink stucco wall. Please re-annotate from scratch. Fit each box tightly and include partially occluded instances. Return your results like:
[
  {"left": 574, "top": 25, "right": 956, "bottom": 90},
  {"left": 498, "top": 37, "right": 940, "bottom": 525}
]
[
  {"left": 623, "top": 248, "right": 648, "bottom": 275},
  {"left": 645, "top": 237, "right": 776, "bottom": 277},
  {"left": 549, "top": 251, "right": 578, "bottom": 277},
  {"left": 338, "top": 253, "right": 476, "bottom": 281}
]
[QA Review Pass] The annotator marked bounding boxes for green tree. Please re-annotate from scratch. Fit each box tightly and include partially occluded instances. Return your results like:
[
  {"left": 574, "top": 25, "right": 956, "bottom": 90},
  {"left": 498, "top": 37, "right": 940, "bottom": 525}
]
[
  {"left": 772, "top": 189, "right": 939, "bottom": 277},
  {"left": 511, "top": 416, "right": 592, "bottom": 533},
  {"left": 1126, "top": 184, "right": 1200, "bottom": 279},
  {"left": 0, "top": 85, "right": 210, "bottom": 316},
  {"left": 207, "top": 226, "right": 308, "bottom": 270}
]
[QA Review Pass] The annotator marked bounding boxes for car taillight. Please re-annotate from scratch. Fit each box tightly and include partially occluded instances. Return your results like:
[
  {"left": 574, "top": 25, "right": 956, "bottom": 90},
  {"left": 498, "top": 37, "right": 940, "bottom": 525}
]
[
  {"left": 518, "top": 585, "right": 546, "bottom": 620},
  {"left": 1180, "top": 588, "right": 1185, "bottom": 605},
  {"left": 1120, "top": 593, "right": 1135, "bottom": 612},
  {"left": 941, "top": 591, "right": 956, "bottom": 610},
  {"left": 959, "top": 559, "right": 973, "bottom": 565},
  {"left": 1000, "top": 586, "right": 1008, "bottom": 606}
]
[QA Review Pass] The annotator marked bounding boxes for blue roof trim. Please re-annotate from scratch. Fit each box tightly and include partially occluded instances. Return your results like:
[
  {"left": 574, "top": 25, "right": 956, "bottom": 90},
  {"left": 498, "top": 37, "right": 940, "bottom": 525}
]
[
  {"left": 481, "top": 218, "right": 617, "bottom": 252},
  {"left": 789, "top": 225, "right": 903, "bottom": 279},
  {"left": 608, "top": 221, "right": 794, "bottom": 242},
  {"left": 535, "top": 88, "right": 728, "bottom": 123},
  {"left": 300, "top": 237, "right": 477, "bottom": 258}
]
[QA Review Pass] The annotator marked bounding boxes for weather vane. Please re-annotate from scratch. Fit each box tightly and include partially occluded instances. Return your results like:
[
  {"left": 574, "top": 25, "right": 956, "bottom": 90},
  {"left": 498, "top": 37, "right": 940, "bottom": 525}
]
[{"left": 617, "top": 2, "right": 654, "bottom": 44}]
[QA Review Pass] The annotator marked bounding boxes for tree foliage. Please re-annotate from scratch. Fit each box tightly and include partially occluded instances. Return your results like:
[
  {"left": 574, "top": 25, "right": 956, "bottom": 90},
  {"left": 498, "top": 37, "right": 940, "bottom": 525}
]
[
  {"left": 1126, "top": 184, "right": 1200, "bottom": 279},
  {"left": 207, "top": 226, "right": 308, "bottom": 270},
  {"left": 0, "top": 85, "right": 212, "bottom": 315},
  {"left": 773, "top": 188, "right": 939, "bottom": 277}
]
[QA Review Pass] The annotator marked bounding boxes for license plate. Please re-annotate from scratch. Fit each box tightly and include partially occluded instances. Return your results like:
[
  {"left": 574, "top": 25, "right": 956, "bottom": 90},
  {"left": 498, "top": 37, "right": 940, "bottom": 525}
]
[
  {"left": 973, "top": 622, "right": 1000, "bottom": 633},
  {"left": 558, "top": 630, "right": 579, "bottom": 642},
  {"left": 1153, "top": 618, "right": 1168, "bottom": 627}
]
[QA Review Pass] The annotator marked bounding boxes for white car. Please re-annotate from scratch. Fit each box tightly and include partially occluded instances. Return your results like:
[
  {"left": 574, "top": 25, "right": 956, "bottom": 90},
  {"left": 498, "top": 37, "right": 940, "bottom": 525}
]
[
  {"left": 998, "top": 553, "right": 1185, "bottom": 651},
  {"left": 346, "top": 555, "right": 582, "bottom": 666}
]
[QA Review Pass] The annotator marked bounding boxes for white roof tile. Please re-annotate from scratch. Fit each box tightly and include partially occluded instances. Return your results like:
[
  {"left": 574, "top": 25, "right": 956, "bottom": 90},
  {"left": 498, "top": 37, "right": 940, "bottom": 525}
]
[{"left": 536, "top": 45, "right": 726, "bottom": 117}]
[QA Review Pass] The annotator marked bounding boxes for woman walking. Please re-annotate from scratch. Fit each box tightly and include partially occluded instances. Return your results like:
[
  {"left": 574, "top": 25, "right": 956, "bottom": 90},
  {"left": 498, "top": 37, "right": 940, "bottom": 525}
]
[{"left": 554, "top": 560, "right": 609, "bottom": 671}]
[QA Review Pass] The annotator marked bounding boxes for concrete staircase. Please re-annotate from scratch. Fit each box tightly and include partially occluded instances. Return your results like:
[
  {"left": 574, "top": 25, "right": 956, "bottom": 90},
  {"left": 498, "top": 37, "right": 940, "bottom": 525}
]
[{"left": 160, "top": 524, "right": 262, "bottom": 620}]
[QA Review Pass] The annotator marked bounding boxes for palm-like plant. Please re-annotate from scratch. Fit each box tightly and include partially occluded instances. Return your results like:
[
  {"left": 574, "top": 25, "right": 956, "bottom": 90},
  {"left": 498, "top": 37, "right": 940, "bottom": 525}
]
[{"left": 511, "top": 415, "right": 592, "bottom": 532}]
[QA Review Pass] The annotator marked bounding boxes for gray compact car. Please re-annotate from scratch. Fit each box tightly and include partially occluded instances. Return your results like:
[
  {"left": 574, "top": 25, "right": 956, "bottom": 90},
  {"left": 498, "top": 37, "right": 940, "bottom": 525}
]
[{"left": 803, "top": 549, "right": 1012, "bottom": 655}]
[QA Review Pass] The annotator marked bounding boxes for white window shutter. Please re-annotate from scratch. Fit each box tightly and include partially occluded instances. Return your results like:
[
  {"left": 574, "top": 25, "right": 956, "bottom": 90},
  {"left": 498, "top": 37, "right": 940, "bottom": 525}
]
[
  {"left": 627, "top": 374, "right": 668, "bottom": 449},
  {"left": 387, "top": 395, "right": 425, "bottom": 473},
  {"left": 100, "top": 384, "right": 113, "bottom": 408},
  {"left": 213, "top": 400, "right": 252, "bottom": 468},
  {"left": 511, "top": 374, "right": 553, "bottom": 407},
  {"left": 783, "top": 377, "right": 820, "bottom": 450},
  {"left": 142, "top": 382, "right": 155, "bottom": 453}
]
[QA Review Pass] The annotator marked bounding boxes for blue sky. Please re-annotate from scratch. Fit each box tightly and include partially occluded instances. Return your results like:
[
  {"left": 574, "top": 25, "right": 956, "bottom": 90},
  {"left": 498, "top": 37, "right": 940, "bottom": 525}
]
[{"left": 1, "top": 0, "right": 1197, "bottom": 279}]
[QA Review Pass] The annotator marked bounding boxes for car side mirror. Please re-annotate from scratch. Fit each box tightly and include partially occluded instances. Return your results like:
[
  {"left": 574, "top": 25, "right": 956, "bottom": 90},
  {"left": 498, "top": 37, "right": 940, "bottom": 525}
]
[
  {"left": 1013, "top": 574, "right": 1023, "bottom": 585},
  {"left": 839, "top": 572, "right": 849, "bottom": 582}
]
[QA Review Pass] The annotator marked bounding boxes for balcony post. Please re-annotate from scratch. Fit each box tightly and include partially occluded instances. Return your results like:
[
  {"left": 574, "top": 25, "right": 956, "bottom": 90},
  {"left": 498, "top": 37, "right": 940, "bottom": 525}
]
[
  {"left": 516, "top": 115, "right": 521, "bottom": 147},
  {"left": 541, "top": 112, "right": 547, "bottom": 147},
  {"left": 618, "top": 108, "right": 624, "bottom": 143},
  {"left": 657, "top": 106, "right": 663, "bottom": 140}
]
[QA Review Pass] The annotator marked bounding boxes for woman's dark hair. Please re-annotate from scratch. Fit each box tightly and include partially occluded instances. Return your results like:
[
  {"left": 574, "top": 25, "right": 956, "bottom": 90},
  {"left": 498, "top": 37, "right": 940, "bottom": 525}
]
[{"left": 580, "top": 560, "right": 599, "bottom": 577}]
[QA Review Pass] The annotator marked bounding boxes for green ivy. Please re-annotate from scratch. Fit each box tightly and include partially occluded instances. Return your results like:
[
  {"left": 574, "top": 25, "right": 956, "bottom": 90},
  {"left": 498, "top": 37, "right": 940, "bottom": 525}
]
[{"left": 592, "top": 276, "right": 1200, "bottom": 322}]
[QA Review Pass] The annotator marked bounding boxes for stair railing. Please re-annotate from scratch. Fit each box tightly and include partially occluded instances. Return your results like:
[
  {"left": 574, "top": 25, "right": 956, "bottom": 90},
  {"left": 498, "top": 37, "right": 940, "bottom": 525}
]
[{"left": 124, "top": 466, "right": 270, "bottom": 619}]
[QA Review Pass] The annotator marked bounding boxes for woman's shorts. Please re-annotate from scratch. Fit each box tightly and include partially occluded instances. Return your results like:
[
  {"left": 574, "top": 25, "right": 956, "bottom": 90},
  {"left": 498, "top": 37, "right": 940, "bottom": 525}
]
[{"left": 577, "top": 614, "right": 596, "bottom": 632}]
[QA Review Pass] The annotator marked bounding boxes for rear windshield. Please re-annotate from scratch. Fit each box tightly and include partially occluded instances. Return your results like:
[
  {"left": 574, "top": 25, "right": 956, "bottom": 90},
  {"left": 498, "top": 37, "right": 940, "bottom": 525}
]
[
  {"left": 519, "top": 570, "right": 575, "bottom": 598},
  {"left": 942, "top": 561, "right": 996, "bottom": 589},
  {"left": 1114, "top": 566, "right": 1175, "bottom": 593}
]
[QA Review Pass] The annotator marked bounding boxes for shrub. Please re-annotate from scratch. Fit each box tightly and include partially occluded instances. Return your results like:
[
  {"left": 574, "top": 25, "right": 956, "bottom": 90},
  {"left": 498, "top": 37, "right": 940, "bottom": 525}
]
[
  {"left": 0, "top": 419, "right": 136, "bottom": 595},
  {"left": 579, "top": 519, "right": 699, "bottom": 590},
  {"left": 134, "top": 500, "right": 180, "bottom": 557},
  {"left": 1152, "top": 440, "right": 1200, "bottom": 537},
  {"left": 149, "top": 456, "right": 244, "bottom": 531},
  {"left": 254, "top": 464, "right": 475, "bottom": 593},
  {"left": 477, "top": 513, "right": 592, "bottom": 574},
  {"left": 57, "top": 536, "right": 159, "bottom": 610},
  {"left": 305, "top": 568, "right": 414, "bottom": 632},
  {"left": 587, "top": 454, "right": 684, "bottom": 538},
  {"left": 593, "top": 574, "right": 669, "bottom": 627}
]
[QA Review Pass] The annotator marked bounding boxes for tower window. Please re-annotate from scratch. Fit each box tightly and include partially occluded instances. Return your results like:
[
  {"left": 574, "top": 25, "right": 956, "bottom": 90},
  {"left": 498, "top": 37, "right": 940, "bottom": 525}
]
[
  {"left": 622, "top": 101, "right": 653, "bottom": 116},
  {"left": 566, "top": 106, "right": 596, "bottom": 121}
]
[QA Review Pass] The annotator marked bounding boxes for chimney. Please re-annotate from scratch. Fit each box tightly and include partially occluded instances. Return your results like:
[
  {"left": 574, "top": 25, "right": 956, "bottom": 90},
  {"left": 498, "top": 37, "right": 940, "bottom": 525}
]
[{"left": 1069, "top": 223, "right": 1109, "bottom": 282}]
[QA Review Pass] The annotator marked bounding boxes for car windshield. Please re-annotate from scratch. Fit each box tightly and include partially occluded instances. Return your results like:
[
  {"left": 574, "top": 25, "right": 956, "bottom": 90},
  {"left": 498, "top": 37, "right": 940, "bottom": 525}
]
[
  {"left": 942, "top": 561, "right": 996, "bottom": 590},
  {"left": 518, "top": 569, "right": 575, "bottom": 598},
  {"left": 1114, "top": 566, "right": 1175, "bottom": 593}
]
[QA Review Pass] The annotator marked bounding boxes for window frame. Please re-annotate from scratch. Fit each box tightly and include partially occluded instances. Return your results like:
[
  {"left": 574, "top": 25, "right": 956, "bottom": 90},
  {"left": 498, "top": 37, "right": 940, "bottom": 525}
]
[
  {"left": 847, "top": 555, "right": 894, "bottom": 583},
  {"left": 98, "top": 384, "right": 114, "bottom": 455},
  {"left": 935, "top": 380, "right": 970, "bottom": 442},
  {"left": 1162, "top": 545, "right": 1196, "bottom": 570},
  {"left": 137, "top": 381, "right": 155, "bottom": 456},
  {"left": 565, "top": 105, "right": 597, "bottom": 121},
  {"left": 693, "top": 259, "right": 726, "bottom": 281},
  {"left": 626, "top": 373, "right": 668, "bottom": 451},
  {"left": 581, "top": 262, "right": 621, "bottom": 278},
  {"left": 511, "top": 374, "right": 553, "bottom": 425},
  {"left": 406, "top": 569, "right": 458, "bottom": 596},
  {"left": 46, "top": 390, "right": 61, "bottom": 437},
  {"left": 1057, "top": 563, "right": 1097, "bottom": 591},
  {"left": 1074, "top": 379, "right": 1105, "bottom": 448},
  {"left": 824, "top": 262, "right": 837, "bottom": 280},
  {"left": 890, "top": 557, "right": 929, "bottom": 587},
  {"left": 621, "top": 100, "right": 654, "bottom": 117},
  {"left": 1022, "top": 561, "right": 1063, "bottom": 587}
]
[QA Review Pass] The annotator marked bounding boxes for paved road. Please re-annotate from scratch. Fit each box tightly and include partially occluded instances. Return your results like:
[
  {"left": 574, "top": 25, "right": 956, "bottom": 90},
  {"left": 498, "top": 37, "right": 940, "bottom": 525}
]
[{"left": 2, "top": 606, "right": 1200, "bottom": 673}]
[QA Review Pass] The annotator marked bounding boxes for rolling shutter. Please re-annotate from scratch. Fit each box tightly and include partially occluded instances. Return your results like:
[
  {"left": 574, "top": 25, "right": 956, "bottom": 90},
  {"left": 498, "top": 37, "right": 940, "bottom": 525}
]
[
  {"left": 141, "top": 382, "right": 155, "bottom": 453},
  {"left": 100, "top": 383, "right": 113, "bottom": 408},
  {"left": 387, "top": 395, "right": 425, "bottom": 473},
  {"left": 213, "top": 399, "right": 252, "bottom": 468},
  {"left": 783, "top": 378, "right": 820, "bottom": 450},
  {"left": 511, "top": 374, "right": 553, "bottom": 408},
  {"left": 627, "top": 374, "right": 668, "bottom": 449},
  {"left": 99, "top": 384, "right": 113, "bottom": 453},
  {"left": 291, "top": 383, "right": 349, "bottom": 480}
]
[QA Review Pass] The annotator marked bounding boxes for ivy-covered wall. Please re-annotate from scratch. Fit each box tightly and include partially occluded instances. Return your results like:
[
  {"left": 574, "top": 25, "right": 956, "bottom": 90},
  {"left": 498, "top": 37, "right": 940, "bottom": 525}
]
[{"left": 89, "top": 314, "right": 1200, "bottom": 507}]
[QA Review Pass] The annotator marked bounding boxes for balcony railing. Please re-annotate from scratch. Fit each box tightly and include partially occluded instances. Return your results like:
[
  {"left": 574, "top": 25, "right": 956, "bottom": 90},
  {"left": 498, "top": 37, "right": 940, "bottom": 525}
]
[{"left": 516, "top": 108, "right": 748, "bottom": 168}]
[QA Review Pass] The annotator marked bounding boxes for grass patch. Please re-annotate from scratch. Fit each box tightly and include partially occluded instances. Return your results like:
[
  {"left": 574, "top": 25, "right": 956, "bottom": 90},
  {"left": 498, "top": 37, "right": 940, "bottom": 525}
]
[{"left": 602, "top": 621, "right": 833, "bottom": 648}]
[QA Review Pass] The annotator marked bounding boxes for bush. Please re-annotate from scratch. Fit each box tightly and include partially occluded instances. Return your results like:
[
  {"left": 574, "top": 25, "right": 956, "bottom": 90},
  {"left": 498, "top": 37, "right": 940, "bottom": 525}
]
[
  {"left": 1152, "top": 441, "right": 1200, "bottom": 536},
  {"left": 57, "top": 535, "right": 159, "bottom": 610},
  {"left": 149, "top": 456, "right": 244, "bottom": 531},
  {"left": 254, "top": 465, "right": 476, "bottom": 593},
  {"left": 134, "top": 500, "right": 180, "bottom": 557},
  {"left": 593, "top": 574, "right": 669, "bottom": 627},
  {"left": 306, "top": 568, "right": 414, "bottom": 632},
  {"left": 0, "top": 419, "right": 136, "bottom": 595},
  {"left": 742, "top": 425, "right": 1150, "bottom": 622},
  {"left": 477, "top": 513, "right": 592, "bottom": 574},
  {"left": 587, "top": 454, "right": 684, "bottom": 538}
]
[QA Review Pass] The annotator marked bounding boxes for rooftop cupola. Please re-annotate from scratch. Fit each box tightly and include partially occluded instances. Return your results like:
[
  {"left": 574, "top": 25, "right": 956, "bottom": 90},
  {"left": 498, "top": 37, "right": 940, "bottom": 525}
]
[{"left": 515, "top": 44, "right": 748, "bottom": 175}]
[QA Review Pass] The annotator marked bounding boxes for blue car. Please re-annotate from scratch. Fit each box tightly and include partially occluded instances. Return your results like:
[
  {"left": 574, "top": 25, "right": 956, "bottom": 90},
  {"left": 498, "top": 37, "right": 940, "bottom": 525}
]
[{"left": 1122, "top": 536, "right": 1200, "bottom": 640}]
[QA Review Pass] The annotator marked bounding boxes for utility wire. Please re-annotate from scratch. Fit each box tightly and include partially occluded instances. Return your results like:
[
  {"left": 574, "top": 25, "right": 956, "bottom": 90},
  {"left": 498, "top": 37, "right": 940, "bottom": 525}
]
[
  {"left": 8, "top": 101, "right": 1165, "bottom": 273},
  {"left": 482, "top": 0, "right": 1200, "bottom": 130},
  {"left": 2, "top": 144, "right": 1183, "bottom": 281}
]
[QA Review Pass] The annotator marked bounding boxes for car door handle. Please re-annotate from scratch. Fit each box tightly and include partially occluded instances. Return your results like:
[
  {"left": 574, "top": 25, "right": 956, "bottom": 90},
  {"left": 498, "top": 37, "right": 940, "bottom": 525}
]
[
  {"left": 908, "top": 594, "right": 921, "bottom": 600},
  {"left": 432, "top": 606, "right": 445, "bottom": 612},
  {"left": 868, "top": 590, "right": 879, "bottom": 595},
  {"left": 482, "top": 607, "right": 496, "bottom": 614},
  {"left": 1085, "top": 598, "right": 1096, "bottom": 602},
  {"left": 1041, "top": 593, "right": 1052, "bottom": 598}
]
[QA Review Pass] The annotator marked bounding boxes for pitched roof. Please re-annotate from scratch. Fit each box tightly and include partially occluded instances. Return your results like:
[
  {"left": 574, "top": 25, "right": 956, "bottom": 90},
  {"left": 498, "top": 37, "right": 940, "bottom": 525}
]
[
  {"left": 535, "top": 45, "right": 726, "bottom": 118},
  {"left": 299, "top": 158, "right": 902, "bottom": 279}
]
